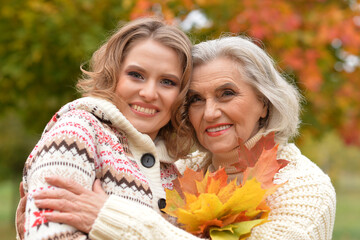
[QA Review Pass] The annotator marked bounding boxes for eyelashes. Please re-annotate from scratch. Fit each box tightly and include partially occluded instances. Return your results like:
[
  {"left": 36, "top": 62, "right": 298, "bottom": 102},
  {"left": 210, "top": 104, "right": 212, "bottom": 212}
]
[
  {"left": 161, "top": 79, "right": 177, "bottom": 87},
  {"left": 127, "top": 71, "right": 178, "bottom": 87},
  {"left": 188, "top": 94, "right": 202, "bottom": 104},
  {"left": 128, "top": 71, "right": 144, "bottom": 79},
  {"left": 188, "top": 89, "right": 238, "bottom": 105}
]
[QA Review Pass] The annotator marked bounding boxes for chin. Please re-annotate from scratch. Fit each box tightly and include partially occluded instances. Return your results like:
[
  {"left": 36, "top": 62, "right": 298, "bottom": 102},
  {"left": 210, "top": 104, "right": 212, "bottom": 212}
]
[{"left": 208, "top": 146, "right": 235, "bottom": 155}]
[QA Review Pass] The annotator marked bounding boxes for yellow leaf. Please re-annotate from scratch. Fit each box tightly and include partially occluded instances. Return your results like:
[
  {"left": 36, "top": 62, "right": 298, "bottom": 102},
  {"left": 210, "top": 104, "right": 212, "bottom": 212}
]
[
  {"left": 189, "top": 194, "right": 223, "bottom": 220},
  {"left": 177, "top": 208, "right": 202, "bottom": 232},
  {"left": 222, "top": 179, "right": 266, "bottom": 214},
  {"left": 195, "top": 171, "right": 209, "bottom": 193},
  {"left": 177, "top": 193, "right": 224, "bottom": 233},
  {"left": 184, "top": 192, "right": 197, "bottom": 206},
  {"left": 163, "top": 188, "right": 185, "bottom": 217},
  {"left": 217, "top": 178, "right": 237, "bottom": 203}
]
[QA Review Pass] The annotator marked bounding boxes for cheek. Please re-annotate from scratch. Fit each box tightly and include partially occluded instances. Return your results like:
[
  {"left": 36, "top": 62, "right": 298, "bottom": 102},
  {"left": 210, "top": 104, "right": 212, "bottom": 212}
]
[
  {"left": 115, "top": 79, "right": 129, "bottom": 99},
  {"left": 188, "top": 109, "right": 198, "bottom": 129},
  {"left": 163, "top": 91, "right": 180, "bottom": 113}
]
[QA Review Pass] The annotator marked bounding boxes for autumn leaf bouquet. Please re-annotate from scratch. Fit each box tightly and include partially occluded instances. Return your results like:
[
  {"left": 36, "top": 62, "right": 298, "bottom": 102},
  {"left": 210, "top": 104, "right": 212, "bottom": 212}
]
[{"left": 163, "top": 133, "right": 288, "bottom": 240}]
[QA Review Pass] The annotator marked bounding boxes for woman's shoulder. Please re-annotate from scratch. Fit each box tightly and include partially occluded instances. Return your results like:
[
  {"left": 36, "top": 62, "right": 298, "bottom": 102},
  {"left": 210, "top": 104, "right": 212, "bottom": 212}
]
[
  {"left": 43, "top": 97, "right": 133, "bottom": 135},
  {"left": 275, "top": 143, "right": 334, "bottom": 189}
]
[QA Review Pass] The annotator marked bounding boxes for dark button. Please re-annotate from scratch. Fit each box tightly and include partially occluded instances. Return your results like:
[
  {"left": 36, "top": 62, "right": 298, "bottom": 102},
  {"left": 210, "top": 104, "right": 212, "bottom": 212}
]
[
  {"left": 158, "top": 198, "right": 166, "bottom": 210},
  {"left": 140, "top": 153, "right": 155, "bottom": 168}
]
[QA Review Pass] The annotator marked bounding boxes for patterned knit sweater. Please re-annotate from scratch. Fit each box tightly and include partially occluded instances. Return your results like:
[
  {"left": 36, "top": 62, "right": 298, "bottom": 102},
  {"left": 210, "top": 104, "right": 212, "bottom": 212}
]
[
  {"left": 21, "top": 97, "right": 180, "bottom": 240},
  {"left": 90, "top": 137, "right": 336, "bottom": 240}
]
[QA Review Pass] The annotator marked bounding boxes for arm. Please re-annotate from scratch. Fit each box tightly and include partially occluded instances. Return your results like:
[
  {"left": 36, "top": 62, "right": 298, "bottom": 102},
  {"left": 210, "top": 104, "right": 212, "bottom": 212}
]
[
  {"left": 23, "top": 111, "right": 98, "bottom": 239},
  {"left": 33, "top": 176, "right": 204, "bottom": 240},
  {"left": 89, "top": 195, "right": 204, "bottom": 240}
]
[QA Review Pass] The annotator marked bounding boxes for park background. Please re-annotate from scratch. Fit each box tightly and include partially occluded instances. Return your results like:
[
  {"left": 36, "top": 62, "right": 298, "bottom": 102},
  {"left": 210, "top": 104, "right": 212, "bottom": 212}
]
[{"left": 0, "top": 0, "right": 359, "bottom": 239}]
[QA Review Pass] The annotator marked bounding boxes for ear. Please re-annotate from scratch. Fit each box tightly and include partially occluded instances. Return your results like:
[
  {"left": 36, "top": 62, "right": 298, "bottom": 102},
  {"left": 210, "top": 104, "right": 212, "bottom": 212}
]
[{"left": 260, "top": 98, "right": 269, "bottom": 119}]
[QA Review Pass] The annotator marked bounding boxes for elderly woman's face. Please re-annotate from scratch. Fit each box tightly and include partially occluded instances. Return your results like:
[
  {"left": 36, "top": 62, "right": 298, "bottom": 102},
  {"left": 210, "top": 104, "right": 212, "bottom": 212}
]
[{"left": 188, "top": 57, "right": 267, "bottom": 154}]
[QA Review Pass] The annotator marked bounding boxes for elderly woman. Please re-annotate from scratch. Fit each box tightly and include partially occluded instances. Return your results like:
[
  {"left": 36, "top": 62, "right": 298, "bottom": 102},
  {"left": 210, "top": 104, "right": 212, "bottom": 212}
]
[
  {"left": 17, "top": 36, "right": 336, "bottom": 240},
  {"left": 175, "top": 36, "right": 336, "bottom": 239}
]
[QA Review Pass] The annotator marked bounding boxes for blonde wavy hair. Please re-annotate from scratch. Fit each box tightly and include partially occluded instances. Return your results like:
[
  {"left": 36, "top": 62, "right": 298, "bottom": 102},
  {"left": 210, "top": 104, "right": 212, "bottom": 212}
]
[{"left": 76, "top": 17, "right": 193, "bottom": 158}]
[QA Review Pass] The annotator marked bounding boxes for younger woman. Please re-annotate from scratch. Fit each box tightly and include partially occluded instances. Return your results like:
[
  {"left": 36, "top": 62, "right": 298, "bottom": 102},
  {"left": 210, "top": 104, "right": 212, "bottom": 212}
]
[{"left": 19, "top": 17, "right": 197, "bottom": 239}]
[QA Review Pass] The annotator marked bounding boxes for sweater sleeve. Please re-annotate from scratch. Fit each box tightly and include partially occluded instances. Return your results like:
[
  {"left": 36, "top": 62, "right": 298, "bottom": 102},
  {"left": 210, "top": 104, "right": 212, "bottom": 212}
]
[
  {"left": 89, "top": 195, "right": 204, "bottom": 240},
  {"left": 22, "top": 110, "right": 98, "bottom": 240}
]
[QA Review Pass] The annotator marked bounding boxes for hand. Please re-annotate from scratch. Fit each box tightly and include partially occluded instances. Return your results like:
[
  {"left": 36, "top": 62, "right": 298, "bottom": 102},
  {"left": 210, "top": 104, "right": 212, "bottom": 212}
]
[
  {"left": 33, "top": 176, "right": 108, "bottom": 233},
  {"left": 16, "top": 182, "right": 27, "bottom": 240}
]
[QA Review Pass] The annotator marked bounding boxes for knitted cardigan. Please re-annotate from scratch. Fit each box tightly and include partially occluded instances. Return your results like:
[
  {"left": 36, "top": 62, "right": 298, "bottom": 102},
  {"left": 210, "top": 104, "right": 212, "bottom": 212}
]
[
  {"left": 20, "top": 97, "right": 183, "bottom": 240},
  {"left": 90, "top": 136, "right": 336, "bottom": 240}
]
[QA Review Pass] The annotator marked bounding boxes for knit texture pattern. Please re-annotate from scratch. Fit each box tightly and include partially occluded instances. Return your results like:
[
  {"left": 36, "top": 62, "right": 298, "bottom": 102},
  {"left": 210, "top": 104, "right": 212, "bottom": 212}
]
[
  {"left": 21, "top": 97, "right": 178, "bottom": 240},
  {"left": 89, "top": 195, "right": 203, "bottom": 240},
  {"left": 90, "top": 141, "right": 335, "bottom": 239},
  {"left": 177, "top": 143, "right": 336, "bottom": 240},
  {"left": 247, "top": 143, "right": 336, "bottom": 240}
]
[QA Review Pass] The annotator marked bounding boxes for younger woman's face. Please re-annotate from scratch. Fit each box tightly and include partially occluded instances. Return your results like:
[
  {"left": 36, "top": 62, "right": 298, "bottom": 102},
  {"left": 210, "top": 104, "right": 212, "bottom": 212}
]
[{"left": 116, "top": 39, "right": 182, "bottom": 139}]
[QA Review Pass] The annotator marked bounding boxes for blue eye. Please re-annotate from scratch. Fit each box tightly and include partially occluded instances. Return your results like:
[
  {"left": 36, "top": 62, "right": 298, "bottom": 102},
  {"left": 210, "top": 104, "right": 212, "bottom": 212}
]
[
  {"left": 128, "top": 71, "right": 143, "bottom": 79},
  {"left": 161, "top": 79, "right": 176, "bottom": 86}
]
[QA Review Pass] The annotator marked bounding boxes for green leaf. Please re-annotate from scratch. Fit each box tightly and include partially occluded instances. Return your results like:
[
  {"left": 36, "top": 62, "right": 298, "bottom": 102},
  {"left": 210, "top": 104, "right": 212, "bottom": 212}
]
[{"left": 209, "top": 219, "right": 265, "bottom": 240}]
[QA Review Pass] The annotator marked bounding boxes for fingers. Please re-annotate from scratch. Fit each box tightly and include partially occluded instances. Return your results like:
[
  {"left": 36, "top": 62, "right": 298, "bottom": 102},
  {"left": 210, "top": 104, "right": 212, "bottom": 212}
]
[
  {"left": 43, "top": 211, "right": 90, "bottom": 233},
  {"left": 19, "top": 182, "right": 25, "bottom": 198},
  {"left": 43, "top": 211, "right": 81, "bottom": 228},
  {"left": 33, "top": 187, "right": 76, "bottom": 201},
  {"left": 92, "top": 179, "right": 106, "bottom": 196},
  {"left": 18, "top": 194, "right": 27, "bottom": 213},
  {"left": 16, "top": 194, "right": 27, "bottom": 240},
  {"left": 45, "top": 176, "right": 88, "bottom": 195},
  {"left": 35, "top": 198, "right": 76, "bottom": 212}
]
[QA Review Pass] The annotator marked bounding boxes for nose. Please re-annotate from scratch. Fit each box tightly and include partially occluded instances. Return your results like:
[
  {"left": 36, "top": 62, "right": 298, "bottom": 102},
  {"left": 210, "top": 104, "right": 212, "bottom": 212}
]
[
  {"left": 139, "top": 80, "right": 158, "bottom": 102},
  {"left": 203, "top": 99, "right": 221, "bottom": 122}
]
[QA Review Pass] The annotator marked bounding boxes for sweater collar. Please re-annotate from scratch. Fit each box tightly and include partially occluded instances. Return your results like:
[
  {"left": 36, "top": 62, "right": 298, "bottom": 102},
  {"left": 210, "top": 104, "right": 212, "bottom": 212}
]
[{"left": 154, "top": 138, "right": 176, "bottom": 164}]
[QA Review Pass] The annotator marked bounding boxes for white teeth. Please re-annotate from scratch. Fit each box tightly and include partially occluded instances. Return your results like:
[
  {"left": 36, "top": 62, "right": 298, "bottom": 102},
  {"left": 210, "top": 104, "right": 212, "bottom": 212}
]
[
  {"left": 206, "top": 125, "right": 231, "bottom": 132},
  {"left": 131, "top": 105, "right": 157, "bottom": 115}
]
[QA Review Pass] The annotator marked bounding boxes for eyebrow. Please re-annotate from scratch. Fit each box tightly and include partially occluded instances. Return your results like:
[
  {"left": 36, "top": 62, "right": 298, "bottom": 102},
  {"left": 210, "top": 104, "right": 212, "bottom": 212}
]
[
  {"left": 188, "top": 82, "right": 237, "bottom": 94},
  {"left": 187, "top": 89, "right": 198, "bottom": 95},
  {"left": 215, "top": 82, "right": 237, "bottom": 91},
  {"left": 162, "top": 73, "right": 180, "bottom": 82}
]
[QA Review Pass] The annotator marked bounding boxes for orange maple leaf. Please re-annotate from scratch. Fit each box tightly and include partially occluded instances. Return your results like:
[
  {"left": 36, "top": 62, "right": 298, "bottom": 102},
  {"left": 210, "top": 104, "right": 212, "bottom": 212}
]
[
  {"left": 234, "top": 132, "right": 289, "bottom": 189},
  {"left": 164, "top": 132, "right": 287, "bottom": 239},
  {"left": 164, "top": 168, "right": 269, "bottom": 238}
]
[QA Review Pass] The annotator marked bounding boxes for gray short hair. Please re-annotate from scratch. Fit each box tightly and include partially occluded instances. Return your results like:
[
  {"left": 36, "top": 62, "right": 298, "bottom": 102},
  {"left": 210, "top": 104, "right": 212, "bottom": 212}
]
[{"left": 191, "top": 36, "right": 303, "bottom": 143}]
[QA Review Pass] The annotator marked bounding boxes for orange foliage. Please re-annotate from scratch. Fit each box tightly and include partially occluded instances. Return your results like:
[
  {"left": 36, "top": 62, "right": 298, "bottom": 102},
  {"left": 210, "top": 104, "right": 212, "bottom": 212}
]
[
  {"left": 128, "top": 0, "right": 360, "bottom": 146},
  {"left": 164, "top": 133, "right": 287, "bottom": 239}
]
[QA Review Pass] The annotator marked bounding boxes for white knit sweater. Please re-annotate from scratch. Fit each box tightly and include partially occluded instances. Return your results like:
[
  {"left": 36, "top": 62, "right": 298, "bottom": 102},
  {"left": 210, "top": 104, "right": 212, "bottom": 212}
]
[{"left": 91, "top": 140, "right": 336, "bottom": 240}]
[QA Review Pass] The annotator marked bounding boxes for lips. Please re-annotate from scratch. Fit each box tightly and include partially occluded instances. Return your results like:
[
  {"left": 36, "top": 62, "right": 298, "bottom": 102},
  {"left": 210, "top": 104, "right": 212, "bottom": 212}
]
[
  {"left": 130, "top": 103, "right": 159, "bottom": 116},
  {"left": 205, "top": 124, "right": 232, "bottom": 137},
  {"left": 206, "top": 124, "right": 232, "bottom": 133}
]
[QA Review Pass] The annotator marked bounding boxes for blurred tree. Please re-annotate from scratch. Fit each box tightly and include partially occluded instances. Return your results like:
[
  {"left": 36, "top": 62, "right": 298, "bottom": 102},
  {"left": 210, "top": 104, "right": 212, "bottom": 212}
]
[{"left": 0, "top": 0, "right": 359, "bottom": 183}]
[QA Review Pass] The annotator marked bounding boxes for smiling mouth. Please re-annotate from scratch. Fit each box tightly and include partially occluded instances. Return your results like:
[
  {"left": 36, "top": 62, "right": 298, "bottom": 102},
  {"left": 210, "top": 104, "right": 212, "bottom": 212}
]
[
  {"left": 130, "top": 104, "right": 157, "bottom": 115},
  {"left": 206, "top": 124, "right": 232, "bottom": 133}
]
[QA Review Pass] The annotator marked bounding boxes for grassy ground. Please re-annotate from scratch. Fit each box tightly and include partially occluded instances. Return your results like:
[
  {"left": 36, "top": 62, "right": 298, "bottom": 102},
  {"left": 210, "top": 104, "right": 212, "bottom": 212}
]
[
  {"left": 0, "top": 174, "right": 359, "bottom": 240},
  {"left": 0, "top": 180, "right": 17, "bottom": 240},
  {"left": 332, "top": 173, "right": 360, "bottom": 240}
]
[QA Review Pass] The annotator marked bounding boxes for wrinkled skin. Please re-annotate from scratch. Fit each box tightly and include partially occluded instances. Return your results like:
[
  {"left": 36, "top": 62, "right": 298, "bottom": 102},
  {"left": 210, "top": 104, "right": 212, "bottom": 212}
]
[
  {"left": 16, "top": 176, "right": 108, "bottom": 238},
  {"left": 16, "top": 182, "right": 27, "bottom": 240}
]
